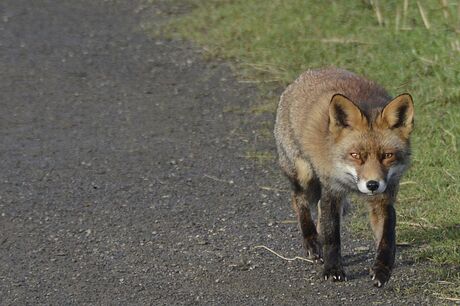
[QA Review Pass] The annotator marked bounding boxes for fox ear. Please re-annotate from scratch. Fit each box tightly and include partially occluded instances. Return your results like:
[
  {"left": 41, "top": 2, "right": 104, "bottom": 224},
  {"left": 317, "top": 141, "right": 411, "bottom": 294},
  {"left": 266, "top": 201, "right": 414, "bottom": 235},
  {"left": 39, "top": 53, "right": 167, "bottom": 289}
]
[
  {"left": 329, "top": 94, "right": 368, "bottom": 135},
  {"left": 380, "top": 94, "right": 414, "bottom": 138}
]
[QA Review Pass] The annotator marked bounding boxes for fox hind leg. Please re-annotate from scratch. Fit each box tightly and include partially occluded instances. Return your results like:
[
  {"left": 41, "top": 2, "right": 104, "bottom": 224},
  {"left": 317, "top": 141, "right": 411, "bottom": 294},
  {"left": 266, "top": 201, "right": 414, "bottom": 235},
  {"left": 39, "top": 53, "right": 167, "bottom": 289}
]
[{"left": 319, "top": 188, "right": 347, "bottom": 281}]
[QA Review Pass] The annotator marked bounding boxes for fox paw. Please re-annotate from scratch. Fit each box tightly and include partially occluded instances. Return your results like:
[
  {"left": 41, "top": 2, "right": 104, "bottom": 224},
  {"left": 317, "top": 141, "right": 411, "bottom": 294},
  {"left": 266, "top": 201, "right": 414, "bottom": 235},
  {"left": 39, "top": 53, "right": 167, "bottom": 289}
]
[
  {"left": 303, "top": 237, "right": 323, "bottom": 263},
  {"left": 371, "top": 265, "right": 391, "bottom": 288},
  {"left": 323, "top": 265, "right": 347, "bottom": 282}
]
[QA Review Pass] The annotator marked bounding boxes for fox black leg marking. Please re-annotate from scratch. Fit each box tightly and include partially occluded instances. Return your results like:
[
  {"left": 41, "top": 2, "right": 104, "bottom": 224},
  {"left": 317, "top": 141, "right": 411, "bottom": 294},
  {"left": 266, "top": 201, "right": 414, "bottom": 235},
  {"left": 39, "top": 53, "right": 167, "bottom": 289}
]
[
  {"left": 319, "top": 188, "right": 346, "bottom": 281},
  {"left": 369, "top": 196, "right": 396, "bottom": 288},
  {"left": 291, "top": 179, "right": 322, "bottom": 261}
]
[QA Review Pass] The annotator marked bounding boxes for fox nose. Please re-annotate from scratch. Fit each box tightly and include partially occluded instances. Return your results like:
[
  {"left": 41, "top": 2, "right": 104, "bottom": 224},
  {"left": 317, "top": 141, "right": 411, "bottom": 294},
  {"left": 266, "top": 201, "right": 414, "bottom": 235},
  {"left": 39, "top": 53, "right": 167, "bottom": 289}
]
[{"left": 366, "top": 180, "right": 379, "bottom": 191}]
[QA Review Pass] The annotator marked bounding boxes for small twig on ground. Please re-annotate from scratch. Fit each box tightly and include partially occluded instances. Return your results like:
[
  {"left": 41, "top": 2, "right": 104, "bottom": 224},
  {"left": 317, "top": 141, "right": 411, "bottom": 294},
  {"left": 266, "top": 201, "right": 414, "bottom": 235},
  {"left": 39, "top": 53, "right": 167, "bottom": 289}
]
[
  {"left": 402, "top": 0, "right": 411, "bottom": 30},
  {"left": 436, "top": 296, "right": 460, "bottom": 302},
  {"left": 436, "top": 280, "right": 454, "bottom": 285},
  {"left": 279, "top": 220, "right": 297, "bottom": 224},
  {"left": 239, "top": 62, "right": 286, "bottom": 75},
  {"left": 396, "top": 242, "right": 412, "bottom": 247},
  {"left": 397, "top": 196, "right": 421, "bottom": 202},
  {"left": 254, "top": 245, "right": 314, "bottom": 263},
  {"left": 458, "top": 0, "right": 460, "bottom": 33},
  {"left": 238, "top": 79, "right": 280, "bottom": 84},
  {"left": 400, "top": 180, "right": 417, "bottom": 185},
  {"left": 417, "top": 1, "right": 431, "bottom": 29},
  {"left": 452, "top": 40, "right": 460, "bottom": 52},
  {"left": 414, "top": 54, "right": 435, "bottom": 65},
  {"left": 372, "top": 0, "right": 384, "bottom": 26},
  {"left": 444, "top": 169, "right": 456, "bottom": 181},
  {"left": 398, "top": 221, "right": 439, "bottom": 230},
  {"left": 259, "top": 186, "right": 289, "bottom": 193},
  {"left": 395, "top": 80, "right": 412, "bottom": 89},
  {"left": 440, "top": 0, "right": 450, "bottom": 20},
  {"left": 442, "top": 128, "right": 457, "bottom": 152},
  {"left": 304, "top": 38, "right": 372, "bottom": 45}
]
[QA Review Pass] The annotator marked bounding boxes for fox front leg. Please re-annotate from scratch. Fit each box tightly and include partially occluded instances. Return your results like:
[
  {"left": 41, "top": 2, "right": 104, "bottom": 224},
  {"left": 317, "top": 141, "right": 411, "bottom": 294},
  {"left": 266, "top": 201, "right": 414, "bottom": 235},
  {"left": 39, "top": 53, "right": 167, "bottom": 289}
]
[
  {"left": 319, "top": 189, "right": 346, "bottom": 281},
  {"left": 291, "top": 179, "right": 322, "bottom": 261},
  {"left": 369, "top": 194, "right": 396, "bottom": 288}
]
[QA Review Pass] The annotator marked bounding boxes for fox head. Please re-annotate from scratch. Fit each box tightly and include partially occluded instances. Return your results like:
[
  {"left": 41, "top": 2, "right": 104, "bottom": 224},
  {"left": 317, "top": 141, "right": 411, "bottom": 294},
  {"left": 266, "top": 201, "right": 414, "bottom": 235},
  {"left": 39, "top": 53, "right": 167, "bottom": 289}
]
[{"left": 329, "top": 93, "right": 414, "bottom": 195}]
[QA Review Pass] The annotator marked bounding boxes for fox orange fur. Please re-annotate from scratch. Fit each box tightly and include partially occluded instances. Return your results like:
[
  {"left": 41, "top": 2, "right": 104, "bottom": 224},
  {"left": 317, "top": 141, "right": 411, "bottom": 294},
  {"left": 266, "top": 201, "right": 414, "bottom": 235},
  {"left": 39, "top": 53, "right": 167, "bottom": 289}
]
[{"left": 274, "top": 68, "right": 414, "bottom": 287}]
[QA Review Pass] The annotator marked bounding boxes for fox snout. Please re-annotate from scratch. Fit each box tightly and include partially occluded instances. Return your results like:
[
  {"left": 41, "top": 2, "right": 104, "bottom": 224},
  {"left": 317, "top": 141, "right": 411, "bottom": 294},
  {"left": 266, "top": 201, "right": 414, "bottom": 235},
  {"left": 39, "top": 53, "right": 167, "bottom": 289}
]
[
  {"left": 357, "top": 178, "right": 387, "bottom": 195},
  {"left": 366, "top": 180, "right": 379, "bottom": 191},
  {"left": 356, "top": 159, "right": 388, "bottom": 195}
]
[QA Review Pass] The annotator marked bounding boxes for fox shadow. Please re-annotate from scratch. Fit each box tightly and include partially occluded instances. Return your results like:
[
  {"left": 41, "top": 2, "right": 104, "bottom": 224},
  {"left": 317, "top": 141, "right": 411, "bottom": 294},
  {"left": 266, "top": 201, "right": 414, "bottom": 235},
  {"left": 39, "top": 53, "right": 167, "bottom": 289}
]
[{"left": 343, "top": 222, "right": 460, "bottom": 281}]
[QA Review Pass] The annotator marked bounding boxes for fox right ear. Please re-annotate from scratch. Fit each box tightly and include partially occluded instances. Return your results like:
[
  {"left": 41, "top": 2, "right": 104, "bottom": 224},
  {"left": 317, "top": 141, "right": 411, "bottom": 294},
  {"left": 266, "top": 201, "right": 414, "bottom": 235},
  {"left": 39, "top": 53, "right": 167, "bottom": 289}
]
[
  {"left": 379, "top": 93, "right": 414, "bottom": 139},
  {"left": 329, "top": 94, "right": 368, "bottom": 136}
]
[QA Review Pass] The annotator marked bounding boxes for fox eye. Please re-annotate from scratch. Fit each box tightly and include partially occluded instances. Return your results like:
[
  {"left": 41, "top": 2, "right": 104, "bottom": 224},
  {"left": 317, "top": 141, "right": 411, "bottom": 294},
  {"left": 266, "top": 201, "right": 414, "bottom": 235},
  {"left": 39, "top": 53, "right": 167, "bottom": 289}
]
[
  {"left": 383, "top": 153, "right": 394, "bottom": 159},
  {"left": 350, "top": 153, "right": 360, "bottom": 160}
]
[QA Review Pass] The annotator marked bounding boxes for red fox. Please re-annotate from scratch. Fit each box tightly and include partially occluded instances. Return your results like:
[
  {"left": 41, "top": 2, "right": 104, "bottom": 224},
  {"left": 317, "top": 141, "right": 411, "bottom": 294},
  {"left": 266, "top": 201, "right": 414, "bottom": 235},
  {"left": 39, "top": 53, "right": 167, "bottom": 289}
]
[{"left": 274, "top": 68, "right": 414, "bottom": 287}]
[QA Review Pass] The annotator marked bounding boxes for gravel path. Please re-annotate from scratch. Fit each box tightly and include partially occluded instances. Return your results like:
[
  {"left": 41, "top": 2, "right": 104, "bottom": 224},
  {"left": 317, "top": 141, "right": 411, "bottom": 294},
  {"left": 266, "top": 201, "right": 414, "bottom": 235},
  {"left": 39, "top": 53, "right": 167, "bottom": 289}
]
[{"left": 0, "top": 1, "right": 434, "bottom": 304}]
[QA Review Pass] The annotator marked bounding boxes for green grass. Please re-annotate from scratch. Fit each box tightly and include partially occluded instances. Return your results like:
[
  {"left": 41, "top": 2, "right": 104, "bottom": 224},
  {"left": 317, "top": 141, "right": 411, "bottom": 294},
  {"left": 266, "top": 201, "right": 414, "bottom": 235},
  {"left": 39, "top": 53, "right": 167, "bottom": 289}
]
[{"left": 163, "top": 0, "right": 460, "bottom": 295}]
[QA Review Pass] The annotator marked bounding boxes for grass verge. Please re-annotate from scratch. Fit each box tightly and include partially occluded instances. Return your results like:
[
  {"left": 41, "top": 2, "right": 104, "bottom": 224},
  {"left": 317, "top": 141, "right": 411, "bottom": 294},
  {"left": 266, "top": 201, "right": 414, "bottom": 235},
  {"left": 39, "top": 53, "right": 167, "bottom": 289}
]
[{"left": 162, "top": 0, "right": 460, "bottom": 297}]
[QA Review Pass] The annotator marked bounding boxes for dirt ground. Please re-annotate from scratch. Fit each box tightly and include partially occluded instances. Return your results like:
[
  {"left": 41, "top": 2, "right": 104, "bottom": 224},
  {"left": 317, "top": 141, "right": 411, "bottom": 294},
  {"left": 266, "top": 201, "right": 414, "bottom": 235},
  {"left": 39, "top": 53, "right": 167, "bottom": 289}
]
[{"left": 0, "top": 1, "right": 437, "bottom": 304}]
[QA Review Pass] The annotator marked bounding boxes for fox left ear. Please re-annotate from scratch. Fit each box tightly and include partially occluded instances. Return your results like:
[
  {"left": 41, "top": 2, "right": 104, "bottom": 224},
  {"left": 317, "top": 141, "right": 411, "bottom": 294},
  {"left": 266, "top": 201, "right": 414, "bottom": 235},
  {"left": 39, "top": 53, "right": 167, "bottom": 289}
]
[
  {"left": 380, "top": 93, "right": 414, "bottom": 138},
  {"left": 329, "top": 94, "right": 368, "bottom": 137}
]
